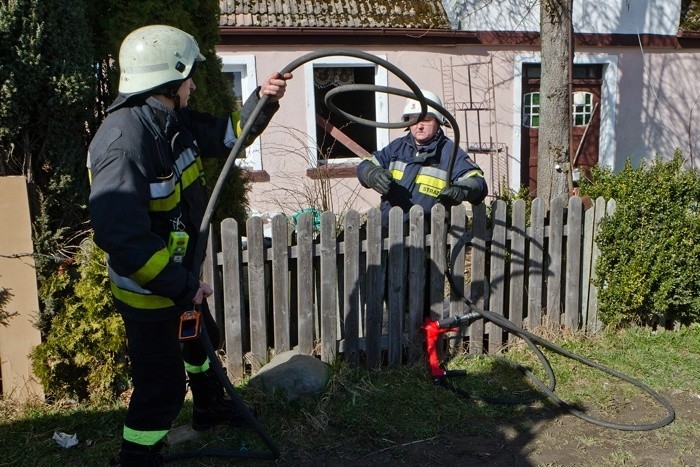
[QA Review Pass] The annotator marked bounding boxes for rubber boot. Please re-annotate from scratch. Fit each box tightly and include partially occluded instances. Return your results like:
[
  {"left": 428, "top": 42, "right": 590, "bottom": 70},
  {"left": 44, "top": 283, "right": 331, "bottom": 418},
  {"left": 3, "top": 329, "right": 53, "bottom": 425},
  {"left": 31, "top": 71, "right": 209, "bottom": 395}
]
[
  {"left": 109, "top": 440, "right": 164, "bottom": 466},
  {"left": 188, "top": 369, "right": 256, "bottom": 431}
]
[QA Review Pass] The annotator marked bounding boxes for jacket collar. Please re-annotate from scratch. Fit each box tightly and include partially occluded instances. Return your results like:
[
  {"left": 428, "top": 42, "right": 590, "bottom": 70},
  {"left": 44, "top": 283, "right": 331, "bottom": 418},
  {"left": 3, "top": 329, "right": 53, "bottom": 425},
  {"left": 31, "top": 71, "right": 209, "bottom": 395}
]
[{"left": 143, "top": 97, "right": 181, "bottom": 141}]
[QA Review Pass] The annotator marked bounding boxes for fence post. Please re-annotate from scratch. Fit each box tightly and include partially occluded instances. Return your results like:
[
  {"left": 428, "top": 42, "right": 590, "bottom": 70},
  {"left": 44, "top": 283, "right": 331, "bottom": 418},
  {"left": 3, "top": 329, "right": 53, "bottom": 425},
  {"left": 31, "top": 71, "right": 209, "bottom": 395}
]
[
  {"left": 429, "top": 204, "right": 447, "bottom": 322},
  {"left": 204, "top": 228, "right": 222, "bottom": 343},
  {"left": 581, "top": 198, "right": 595, "bottom": 329},
  {"left": 342, "top": 210, "right": 360, "bottom": 364},
  {"left": 320, "top": 211, "right": 338, "bottom": 363},
  {"left": 365, "top": 208, "right": 383, "bottom": 370},
  {"left": 488, "top": 199, "right": 507, "bottom": 352},
  {"left": 406, "top": 206, "right": 426, "bottom": 363},
  {"left": 469, "top": 202, "right": 487, "bottom": 354},
  {"left": 565, "top": 196, "right": 583, "bottom": 330},
  {"left": 246, "top": 216, "right": 268, "bottom": 371},
  {"left": 448, "top": 204, "right": 467, "bottom": 350},
  {"left": 272, "top": 214, "right": 290, "bottom": 352},
  {"left": 586, "top": 197, "right": 609, "bottom": 334},
  {"left": 546, "top": 196, "right": 565, "bottom": 328},
  {"left": 221, "top": 218, "right": 245, "bottom": 378},
  {"left": 528, "top": 198, "right": 545, "bottom": 328},
  {"left": 295, "top": 212, "right": 315, "bottom": 354},
  {"left": 387, "top": 207, "right": 405, "bottom": 366},
  {"left": 508, "top": 199, "right": 527, "bottom": 342}
]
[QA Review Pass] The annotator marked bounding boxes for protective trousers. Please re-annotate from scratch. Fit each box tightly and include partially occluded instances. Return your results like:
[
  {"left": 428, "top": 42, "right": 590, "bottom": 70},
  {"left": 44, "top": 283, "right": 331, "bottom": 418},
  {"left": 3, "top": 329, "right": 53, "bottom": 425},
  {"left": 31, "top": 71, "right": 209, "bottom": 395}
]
[{"left": 121, "top": 302, "right": 220, "bottom": 445}]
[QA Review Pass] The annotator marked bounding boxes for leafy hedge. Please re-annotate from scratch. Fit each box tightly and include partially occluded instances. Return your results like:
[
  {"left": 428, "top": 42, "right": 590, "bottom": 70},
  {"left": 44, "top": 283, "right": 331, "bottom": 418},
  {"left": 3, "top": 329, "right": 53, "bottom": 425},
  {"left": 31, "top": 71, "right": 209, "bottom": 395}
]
[
  {"left": 578, "top": 151, "right": 700, "bottom": 328},
  {"left": 30, "top": 238, "right": 128, "bottom": 402}
]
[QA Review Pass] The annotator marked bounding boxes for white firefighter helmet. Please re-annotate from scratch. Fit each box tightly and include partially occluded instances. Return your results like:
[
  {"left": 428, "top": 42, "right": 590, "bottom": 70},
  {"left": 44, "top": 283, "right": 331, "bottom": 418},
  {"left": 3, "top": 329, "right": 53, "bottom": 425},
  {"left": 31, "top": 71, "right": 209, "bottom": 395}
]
[
  {"left": 117, "top": 25, "right": 205, "bottom": 96},
  {"left": 402, "top": 89, "right": 448, "bottom": 126}
]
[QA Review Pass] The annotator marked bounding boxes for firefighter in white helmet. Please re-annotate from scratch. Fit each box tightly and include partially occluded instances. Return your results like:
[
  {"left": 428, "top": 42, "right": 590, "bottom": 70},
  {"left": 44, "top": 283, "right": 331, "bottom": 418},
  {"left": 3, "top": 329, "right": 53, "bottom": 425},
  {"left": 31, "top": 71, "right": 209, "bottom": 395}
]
[
  {"left": 401, "top": 89, "right": 450, "bottom": 127},
  {"left": 357, "top": 88, "right": 487, "bottom": 227},
  {"left": 356, "top": 89, "right": 488, "bottom": 320},
  {"left": 88, "top": 24, "right": 292, "bottom": 466}
]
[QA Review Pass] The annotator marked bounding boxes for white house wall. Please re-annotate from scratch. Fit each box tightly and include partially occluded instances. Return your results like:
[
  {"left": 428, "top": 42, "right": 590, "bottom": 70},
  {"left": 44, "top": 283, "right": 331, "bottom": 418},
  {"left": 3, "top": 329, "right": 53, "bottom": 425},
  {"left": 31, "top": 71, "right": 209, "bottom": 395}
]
[
  {"left": 444, "top": 0, "right": 682, "bottom": 35},
  {"left": 219, "top": 46, "right": 516, "bottom": 216},
  {"left": 613, "top": 48, "right": 700, "bottom": 167},
  {"left": 217, "top": 37, "right": 699, "bottom": 215}
]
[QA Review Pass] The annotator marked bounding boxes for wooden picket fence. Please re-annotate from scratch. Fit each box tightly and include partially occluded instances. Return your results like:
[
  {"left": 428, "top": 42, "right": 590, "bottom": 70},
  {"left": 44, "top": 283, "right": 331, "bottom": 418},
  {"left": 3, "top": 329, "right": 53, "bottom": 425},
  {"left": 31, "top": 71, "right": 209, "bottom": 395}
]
[{"left": 201, "top": 196, "right": 616, "bottom": 377}]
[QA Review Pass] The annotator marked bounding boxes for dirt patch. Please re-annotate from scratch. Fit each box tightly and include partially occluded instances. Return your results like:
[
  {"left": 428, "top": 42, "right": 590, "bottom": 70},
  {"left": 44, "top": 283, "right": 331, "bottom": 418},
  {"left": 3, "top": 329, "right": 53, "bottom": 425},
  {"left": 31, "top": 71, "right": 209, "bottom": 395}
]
[{"left": 304, "top": 390, "right": 700, "bottom": 466}]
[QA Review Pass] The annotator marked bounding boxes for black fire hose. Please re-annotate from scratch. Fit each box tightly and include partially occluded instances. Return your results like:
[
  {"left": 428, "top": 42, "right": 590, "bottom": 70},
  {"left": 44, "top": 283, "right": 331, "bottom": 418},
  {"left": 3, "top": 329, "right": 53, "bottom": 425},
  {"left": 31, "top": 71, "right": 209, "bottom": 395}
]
[
  {"left": 413, "top": 95, "right": 675, "bottom": 431},
  {"left": 176, "top": 48, "right": 673, "bottom": 462},
  {"left": 176, "top": 49, "right": 432, "bottom": 462},
  {"left": 442, "top": 260, "right": 676, "bottom": 430}
]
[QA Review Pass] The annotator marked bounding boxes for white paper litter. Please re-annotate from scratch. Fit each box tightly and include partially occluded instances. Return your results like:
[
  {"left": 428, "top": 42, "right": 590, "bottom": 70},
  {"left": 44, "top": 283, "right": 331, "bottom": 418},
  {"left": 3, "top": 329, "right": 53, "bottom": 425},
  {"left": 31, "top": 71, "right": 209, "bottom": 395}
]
[{"left": 52, "top": 431, "right": 79, "bottom": 448}]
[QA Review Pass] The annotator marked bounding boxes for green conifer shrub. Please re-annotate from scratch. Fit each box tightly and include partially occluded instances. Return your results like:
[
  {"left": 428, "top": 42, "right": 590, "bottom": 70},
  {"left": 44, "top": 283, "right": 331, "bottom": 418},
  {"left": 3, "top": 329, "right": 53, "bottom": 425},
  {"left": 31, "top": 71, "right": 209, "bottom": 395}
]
[{"left": 31, "top": 238, "right": 128, "bottom": 402}]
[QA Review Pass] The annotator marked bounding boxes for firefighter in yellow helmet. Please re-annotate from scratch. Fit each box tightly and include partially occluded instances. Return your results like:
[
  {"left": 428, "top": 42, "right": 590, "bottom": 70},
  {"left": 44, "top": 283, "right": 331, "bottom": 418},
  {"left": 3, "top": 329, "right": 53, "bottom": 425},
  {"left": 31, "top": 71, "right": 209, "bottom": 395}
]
[{"left": 88, "top": 25, "right": 292, "bottom": 465}]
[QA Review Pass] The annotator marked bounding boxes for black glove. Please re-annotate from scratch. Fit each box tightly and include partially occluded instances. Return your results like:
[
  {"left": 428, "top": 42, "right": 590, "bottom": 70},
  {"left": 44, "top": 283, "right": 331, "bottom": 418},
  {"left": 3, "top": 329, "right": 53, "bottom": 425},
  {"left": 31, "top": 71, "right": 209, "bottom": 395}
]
[
  {"left": 363, "top": 165, "right": 393, "bottom": 195},
  {"left": 437, "top": 186, "right": 467, "bottom": 206}
]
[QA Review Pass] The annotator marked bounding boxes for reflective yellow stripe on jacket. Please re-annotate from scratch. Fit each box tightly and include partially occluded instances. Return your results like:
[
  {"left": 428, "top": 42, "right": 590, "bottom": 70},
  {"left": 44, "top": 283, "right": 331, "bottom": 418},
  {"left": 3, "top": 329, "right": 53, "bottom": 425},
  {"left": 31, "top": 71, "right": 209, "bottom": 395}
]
[
  {"left": 415, "top": 166, "right": 448, "bottom": 198},
  {"left": 149, "top": 148, "right": 200, "bottom": 212},
  {"left": 108, "top": 260, "right": 175, "bottom": 309}
]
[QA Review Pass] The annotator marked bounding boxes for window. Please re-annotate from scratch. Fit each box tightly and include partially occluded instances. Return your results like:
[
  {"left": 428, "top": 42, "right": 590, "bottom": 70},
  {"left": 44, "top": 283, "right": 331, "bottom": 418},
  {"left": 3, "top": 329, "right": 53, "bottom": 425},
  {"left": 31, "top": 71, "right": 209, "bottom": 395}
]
[
  {"left": 223, "top": 71, "right": 243, "bottom": 110},
  {"left": 522, "top": 91, "right": 594, "bottom": 128},
  {"left": 572, "top": 91, "right": 594, "bottom": 126},
  {"left": 524, "top": 64, "right": 603, "bottom": 80},
  {"left": 219, "top": 55, "right": 262, "bottom": 170},
  {"left": 304, "top": 56, "right": 389, "bottom": 166},
  {"left": 572, "top": 64, "right": 603, "bottom": 79},
  {"left": 522, "top": 92, "right": 540, "bottom": 128}
]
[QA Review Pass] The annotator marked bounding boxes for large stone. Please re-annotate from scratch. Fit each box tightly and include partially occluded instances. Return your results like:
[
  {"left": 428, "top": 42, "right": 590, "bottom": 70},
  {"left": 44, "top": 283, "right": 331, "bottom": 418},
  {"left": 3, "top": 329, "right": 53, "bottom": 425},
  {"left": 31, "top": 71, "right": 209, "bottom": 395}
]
[{"left": 249, "top": 350, "right": 330, "bottom": 401}]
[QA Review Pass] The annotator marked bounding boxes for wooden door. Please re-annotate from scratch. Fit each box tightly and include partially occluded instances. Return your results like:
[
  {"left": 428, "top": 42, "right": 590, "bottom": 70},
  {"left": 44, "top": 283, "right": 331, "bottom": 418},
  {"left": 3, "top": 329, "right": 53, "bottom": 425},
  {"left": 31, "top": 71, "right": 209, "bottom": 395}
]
[{"left": 520, "top": 64, "right": 603, "bottom": 193}]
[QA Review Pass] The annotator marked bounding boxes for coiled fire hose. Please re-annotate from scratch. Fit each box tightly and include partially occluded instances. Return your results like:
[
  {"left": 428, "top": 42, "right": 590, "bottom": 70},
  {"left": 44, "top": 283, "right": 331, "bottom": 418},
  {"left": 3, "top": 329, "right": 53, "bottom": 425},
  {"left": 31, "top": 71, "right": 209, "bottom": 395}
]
[
  {"left": 173, "top": 49, "right": 429, "bottom": 462},
  {"left": 412, "top": 98, "right": 676, "bottom": 431},
  {"left": 174, "top": 46, "right": 674, "bottom": 463}
]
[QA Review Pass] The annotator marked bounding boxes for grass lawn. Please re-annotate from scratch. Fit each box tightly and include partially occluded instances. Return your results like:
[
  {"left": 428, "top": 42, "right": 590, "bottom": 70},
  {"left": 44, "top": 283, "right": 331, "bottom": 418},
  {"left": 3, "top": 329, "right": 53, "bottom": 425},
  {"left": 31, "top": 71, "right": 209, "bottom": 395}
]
[{"left": 1, "top": 325, "right": 699, "bottom": 466}]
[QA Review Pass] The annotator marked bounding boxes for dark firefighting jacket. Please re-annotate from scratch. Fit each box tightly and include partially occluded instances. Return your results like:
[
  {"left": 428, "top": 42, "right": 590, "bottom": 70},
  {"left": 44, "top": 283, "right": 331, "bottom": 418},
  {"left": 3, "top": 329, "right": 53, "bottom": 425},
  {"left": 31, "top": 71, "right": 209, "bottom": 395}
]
[
  {"left": 88, "top": 91, "right": 277, "bottom": 321},
  {"left": 357, "top": 129, "right": 487, "bottom": 226}
]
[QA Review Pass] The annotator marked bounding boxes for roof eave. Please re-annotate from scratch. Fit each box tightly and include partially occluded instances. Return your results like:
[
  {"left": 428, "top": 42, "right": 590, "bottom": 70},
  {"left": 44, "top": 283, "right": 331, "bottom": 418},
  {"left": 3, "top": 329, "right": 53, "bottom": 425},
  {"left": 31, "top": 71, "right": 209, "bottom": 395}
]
[
  {"left": 677, "top": 30, "right": 700, "bottom": 48},
  {"left": 218, "top": 26, "right": 479, "bottom": 46}
]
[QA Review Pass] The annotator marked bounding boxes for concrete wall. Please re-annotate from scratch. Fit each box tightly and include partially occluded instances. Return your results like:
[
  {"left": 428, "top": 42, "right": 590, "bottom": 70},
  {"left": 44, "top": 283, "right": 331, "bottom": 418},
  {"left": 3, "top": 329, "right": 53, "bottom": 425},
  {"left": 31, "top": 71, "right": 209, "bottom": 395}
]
[{"left": 0, "top": 176, "right": 44, "bottom": 401}]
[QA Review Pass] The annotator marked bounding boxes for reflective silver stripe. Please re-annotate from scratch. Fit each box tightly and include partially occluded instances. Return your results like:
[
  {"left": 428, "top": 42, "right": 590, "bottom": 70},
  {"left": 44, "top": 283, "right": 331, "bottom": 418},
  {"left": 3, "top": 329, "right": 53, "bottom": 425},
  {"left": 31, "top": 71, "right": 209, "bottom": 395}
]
[
  {"left": 150, "top": 177, "right": 176, "bottom": 199},
  {"left": 417, "top": 166, "right": 448, "bottom": 180},
  {"left": 86, "top": 151, "right": 92, "bottom": 170},
  {"left": 149, "top": 148, "right": 197, "bottom": 199},
  {"left": 366, "top": 156, "right": 382, "bottom": 166},
  {"left": 122, "top": 63, "right": 169, "bottom": 75},
  {"left": 175, "top": 147, "right": 196, "bottom": 174},
  {"left": 224, "top": 120, "right": 235, "bottom": 147},
  {"left": 389, "top": 160, "right": 408, "bottom": 172},
  {"left": 455, "top": 170, "right": 484, "bottom": 184},
  {"left": 108, "top": 264, "right": 153, "bottom": 295}
]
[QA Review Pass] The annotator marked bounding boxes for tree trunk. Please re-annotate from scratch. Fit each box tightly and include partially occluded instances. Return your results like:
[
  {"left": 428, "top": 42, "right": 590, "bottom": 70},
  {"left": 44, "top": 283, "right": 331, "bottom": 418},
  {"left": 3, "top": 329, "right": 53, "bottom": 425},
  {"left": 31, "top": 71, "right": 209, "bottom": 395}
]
[{"left": 538, "top": 0, "right": 573, "bottom": 207}]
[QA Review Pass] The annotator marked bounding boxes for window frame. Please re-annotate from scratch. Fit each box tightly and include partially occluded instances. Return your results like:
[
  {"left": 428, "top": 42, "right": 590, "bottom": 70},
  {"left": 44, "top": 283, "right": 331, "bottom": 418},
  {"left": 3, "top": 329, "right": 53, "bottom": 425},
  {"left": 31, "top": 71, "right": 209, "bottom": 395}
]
[
  {"left": 572, "top": 91, "right": 594, "bottom": 127},
  {"left": 219, "top": 54, "right": 262, "bottom": 171},
  {"left": 304, "top": 55, "right": 389, "bottom": 167},
  {"left": 522, "top": 90, "right": 595, "bottom": 128},
  {"left": 522, "top": 91, "right": 540, "bottom": 128}
]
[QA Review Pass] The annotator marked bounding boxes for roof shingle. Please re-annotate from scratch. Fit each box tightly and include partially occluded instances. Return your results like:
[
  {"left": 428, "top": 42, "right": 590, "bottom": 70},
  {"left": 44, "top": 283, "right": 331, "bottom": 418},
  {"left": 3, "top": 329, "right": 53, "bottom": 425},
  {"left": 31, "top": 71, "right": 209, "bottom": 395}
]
[{"left": 219, "top": 0, "right": 451, "bottom": 29}]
